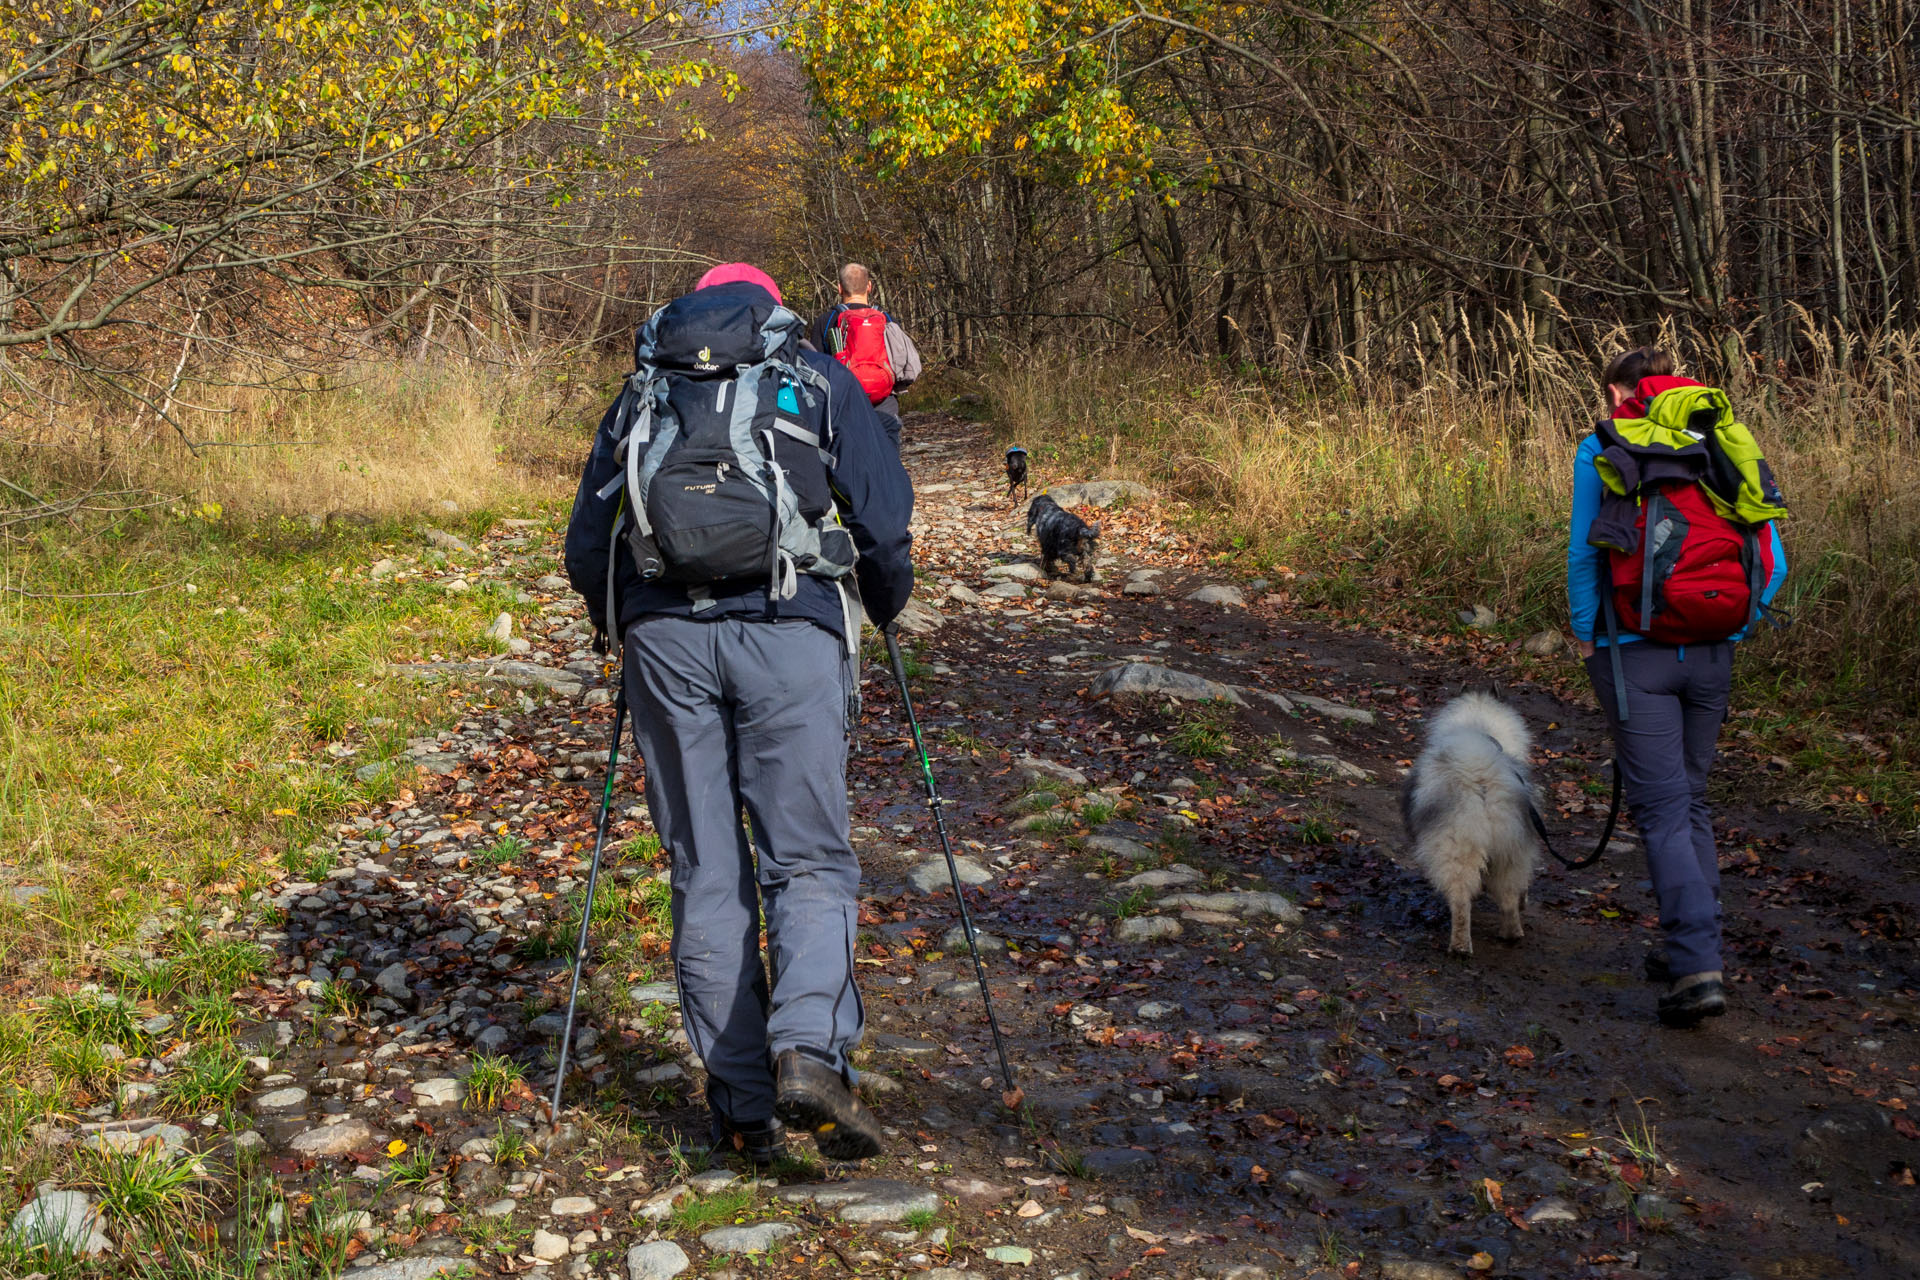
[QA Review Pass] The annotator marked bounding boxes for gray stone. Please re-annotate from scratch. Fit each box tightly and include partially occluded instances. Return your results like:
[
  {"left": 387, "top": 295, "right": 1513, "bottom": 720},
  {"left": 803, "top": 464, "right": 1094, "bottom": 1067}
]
[
  {"left": 628, "top": 1241, "right": 691, "bottom": 1280},
  {"left": 535, "top": 575, "right": 569, "bottom": 592},
  {"left": 1090, "top": 663, "right": 1242, "bottom": 705},
  {"left": 1186, "top": 585, "right": 1245, "bottom": 607},
  {"left": 7, "top": 885, "right": 50, "bottom": 906},
  {"left": 372, "top": 967, "right": 410, "bottom": 1005},
  {"left": 1046, "top": 481, "right": 1152, "bottom": 509},
  {"left": 1271, "top": 747, "right": 1373, "bottom": 780},
  {"left": 413, "top": 1077, "right": 464, "bottom": 1107},
  {"left": 628, "top": 981, "right": 679, "bottom": 1006},
  {"left": 1114, "top": 916, "right": 1181, "bottom": 943},
  {"left": 907, "top": 857, "right": 992, "bottom": 895},
  {"left": 947, "top": 584, "right": 984, "bottom": 605},
  {"left": 1136, "top": 1001, "right": 1178, "bottom": 1020},
  {"left": 940, "top": 1176, "right": 1014, "bottom": 1201},
  {"left": 425, "top": 528, "right": 475, "bottom": 555},
  {"left": 940, "top": 926, "right": 1003, "bottom": 953},
  {"left": 1379, "top": 1260, "right": 1465, "bottom": 1280},
  {"left": 253, "top": 1087, "right": 309, "bottom": 1113},
  {"left": 369, "top": 559, "right": 398, "bottom": 580},
  {"left": 1523, "top": 1196, "right": 1580, "bottom": 1225},
  {"left": 1083, "top": 834, "right": 1155, "bottom": 863},
  {"left": 333, "top": 1258, "right": 472, "bottom": 1280},
  {"left": 1523, "top": 628, "right": 1565, "bottom": 657},
  {"left": 780, "top": 1179, "right": 941, "bottom": 1223},
  {"left": 1282, "top": 1169, "right": 1342, "bottom": 1201},
  {"left": 985, "top": 562, "right": 1045, "bottom": 582},
  {"left": 687, "top": 1170, "right": 739, "bottom": 1193},
  {"left": 1046, "top": 581, "right": 1102, "bottom": 601},
  {"left": 473, "top": 1025, "right": 511, "bottom": 1055},
  {"left": 486, "top": 613, "right": 515, "bottom": 644},
  {"left": 982, "top": 582, "right": 1028, "bottom": 600},
  {"left": 530, "top": 1228, "right": 570, "bottom": 1261},
  {"left": 288, "top": 1118, "right": 374, "bottom": 1157},
  {"left": 909, "top": 1272, "right": 987, "bottom": 1280},
  {"left": 550, "top": 1195, "right": 596, "bottom": 1215},
  {"left": 700, "top": 1221, "right": 799, "bottom": 1254},
  {"left": 892, "top": 597, "right": 946, "bottom": 636},
  {"left": 1016, "top": 755, "right": 1088, "bottom": 787},
  {"left": 480, "top": 1198, "right": 518, "bottom": 1217},
  {"left": 1457, "top": 604, "right": 1497, "bottom": 630},
  {"left": 986, "top": 1246, "right": 1034, "bottom": 1265},
  {"left": 1199, "top": 1265, "right": 1268, "bottom": 1280},
  {"left": 384, "top": 660, "right": 583, "bottom": 700},
  {"left": 1081, "top": 1148, "right": 1156, "bottom": 1175},
  {"left": 8, "top": 1189, "right": 111, "bottom": 1256},
  {"left": 1283, "top": 693, "right": 1376, "bottom": 725},
  {"left": 1119, "top": 578, "right": 1161, "bottom": 597},
  {"left": 1158, "top": 891, "right": 1302, "bottom": 924},
  {"left": 1123, "top": 865, "right": 1201, "bottom": 888}
]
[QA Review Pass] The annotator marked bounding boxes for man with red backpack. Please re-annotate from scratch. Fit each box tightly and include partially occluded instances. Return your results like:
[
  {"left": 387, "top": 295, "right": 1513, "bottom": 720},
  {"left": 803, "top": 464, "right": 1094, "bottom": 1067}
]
[
  {"left": 807, "top": 263, "right": 922, "bottom": 448},
  {"left": 1567, "top": 346, "right": 1788, "bottom": 1029}
]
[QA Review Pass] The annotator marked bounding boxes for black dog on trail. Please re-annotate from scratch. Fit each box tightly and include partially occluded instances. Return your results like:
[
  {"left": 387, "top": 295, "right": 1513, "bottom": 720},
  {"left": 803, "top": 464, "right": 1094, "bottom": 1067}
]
[
  {"left": 1027, "top": 493, "right": 1101, "bottom": 582},
  {"left": 1004, "top": 445, "right": 1029, "bottom": 501}
]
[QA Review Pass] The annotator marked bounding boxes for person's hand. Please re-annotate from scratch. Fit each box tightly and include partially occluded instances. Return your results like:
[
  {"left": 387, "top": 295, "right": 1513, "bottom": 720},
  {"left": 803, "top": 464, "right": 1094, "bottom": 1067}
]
[{"left": 1576, "top": 640, "right": 1595, "bottom": 660}]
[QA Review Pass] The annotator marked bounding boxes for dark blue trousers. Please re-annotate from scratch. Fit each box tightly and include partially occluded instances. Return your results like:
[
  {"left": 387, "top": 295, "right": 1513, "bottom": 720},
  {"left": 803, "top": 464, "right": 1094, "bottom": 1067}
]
[{"left": 1585, "top": 641, "right": 1733, "bottom": 977}]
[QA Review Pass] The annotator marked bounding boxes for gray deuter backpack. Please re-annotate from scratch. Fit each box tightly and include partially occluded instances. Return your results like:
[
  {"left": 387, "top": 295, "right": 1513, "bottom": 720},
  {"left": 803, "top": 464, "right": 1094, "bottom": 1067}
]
[{"left": 595, "top": 287, "right": 858, "bottom": 628}]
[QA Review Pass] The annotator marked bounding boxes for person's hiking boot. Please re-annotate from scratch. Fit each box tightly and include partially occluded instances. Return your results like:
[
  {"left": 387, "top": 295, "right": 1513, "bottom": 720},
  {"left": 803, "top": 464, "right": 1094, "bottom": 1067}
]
[
  {"left": 773, "top": 1049, "right": 884, "bottom": 1161},
  {"left": 1643, "top": 950, "right": 1672, "bottom": 984},
  {"left": 707, "top": 1112, "right": 787, "bottom": 1168},
  {"left": 1657, "top": 971, "right": 1727, "bottom": 1028}
]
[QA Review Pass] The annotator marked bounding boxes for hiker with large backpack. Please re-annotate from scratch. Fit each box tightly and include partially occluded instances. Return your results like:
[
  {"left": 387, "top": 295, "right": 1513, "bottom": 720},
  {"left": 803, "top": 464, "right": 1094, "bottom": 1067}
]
[
  {"left": 806, "top": 262, "right": 921, "bottom": 448},
  {"left": 563, "top": 263, "right": 913, "bottom": 1163},
  {"left": 1567, "top": 346, "right": 1788, "bottom": 1029}
]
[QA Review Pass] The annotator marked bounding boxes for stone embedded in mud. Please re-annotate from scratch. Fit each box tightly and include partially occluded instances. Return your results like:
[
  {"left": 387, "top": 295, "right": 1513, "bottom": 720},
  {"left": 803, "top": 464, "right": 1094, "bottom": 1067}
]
[
  {"left": 374, "top": 962, "right": 412, "bottom": 1001},
  {"left": 1046, "top": 581, "right": 1102, "bottom": 601},
  {"left": 411, "top": 1077, "right": 464, "bottom": 1107},
  {"left": 1379, "top": 1259, "right": 1467, "bottom": 1280},
  {"left": 940, "top": 925, "right": 1003, "bottom": 952},
  {"left": 1457, "top": 604, "right": 1497, "bottom": 629},
  {"left": 1523, "top": 1196, "right": 1579, "bottom": 1225},
  {"left": 1080, "top": 1148, "right": 1156, "bottom": 1175},
  {"left": 1282, "top": 692, "right": 1376, "bottom": 725},
  {"left": 948, "top": 584, "right": 984, "bottom": 605},
  {"left": 530, "top": 1227, "right": 570, "bottom": 1261},
  {"left": 1114, "top": 916, "right": 1182, "bottom": 943},
  {"left": 1136, "top": 1001, "right": 1178, "bottom": 1020},
  {"left": 700, "top": 1221, "right": 798, "bottom": 1255},
  {"left": 892, "top": 597, "right": 946, "bottom": 635},
  {"left": 985, "top": 562, "right": 1045, "bottom": 582},
  {"left": 1186, "top": 585, "right": 1245, "bottom": 607},
  {"left": 781, "top": 1179, "right": 941, "bottom": 1223},
  {"left": 982, "top": 581, "right": 1028, "bottom": 599},
  {"left": 384, "top": 659, "right": 583, "bottom": 700},
  {"left": 1123, "top": 864, "right": 1202, "bottom": 888},
  {"left": 9, "top": 1189, "right": 111, "bottom": 1256},
  {"left": 1523, "top": 628, "right": 1564, "bottom": 656},
  {"left": 253, "top": 1087, "right": 310, "bottom": 1113},
  {"left": 627, "top": 1240, "right": 691, "bottom": 1280},
  {"left": 1158, "top": 891, "right": 1302, "bottom": 924},
  {"left": 347, "top": 1258, "right": 472, "bottom": 1280},
  {"left": 1282, "top": 1168, "right": 1342, "bottom": 1201},
  {"left": 1120, "top": 578, "right": 1162, "bottom": 597},
  {"left": 1089, "top": 663, "right": 1242, "bottom": 705},
  {"left": 986, "top": 1246, "right": 1035, "bottom": 1265},
  {"left": 907, "top": 856, "right": 992, "bottom": 895},
  {"left": 1083, "top": 834, "right": 1155, "bottom": 863},
  {"left": 1016, "top": 755, "right": 1088, "bottom": 787},
  {"left": 288, "top": 1118, "right": 374, "bottom": 1157}
]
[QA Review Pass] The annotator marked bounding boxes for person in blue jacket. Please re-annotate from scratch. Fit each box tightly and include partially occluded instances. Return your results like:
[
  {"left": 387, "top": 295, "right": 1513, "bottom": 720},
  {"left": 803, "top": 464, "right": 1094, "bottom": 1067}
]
[
  {"left": 1568, "top": 346, "right": 1787, "bottom": 1029},
  {"left": 565, "top": 264, "right": 913, "bottom": 1162}
]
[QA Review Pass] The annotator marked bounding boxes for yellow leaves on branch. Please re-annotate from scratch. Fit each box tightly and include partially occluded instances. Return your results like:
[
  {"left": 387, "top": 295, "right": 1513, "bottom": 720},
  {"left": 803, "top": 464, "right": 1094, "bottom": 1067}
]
[
  {"left": 793, "top": 0, "right": 1161, "bottom": 183},
  {"left": 0, "top": 0, "right": 720, "bottom": 203}
]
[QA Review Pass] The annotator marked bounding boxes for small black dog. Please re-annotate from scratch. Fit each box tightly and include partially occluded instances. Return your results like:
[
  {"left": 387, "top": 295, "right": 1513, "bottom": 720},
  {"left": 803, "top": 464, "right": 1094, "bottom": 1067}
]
[
  {"left": 1004, "top": 445, "right": 1029, "bottom": 501},
  {"left": 1026, "top": 493, "right": 1101, "bottom": 583}
]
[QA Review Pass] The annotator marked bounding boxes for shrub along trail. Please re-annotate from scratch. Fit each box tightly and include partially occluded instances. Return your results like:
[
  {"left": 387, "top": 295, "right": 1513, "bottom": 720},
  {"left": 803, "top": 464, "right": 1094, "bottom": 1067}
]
[{"left": 36, "top": 413, "right": 1916, "bottom": 1278}]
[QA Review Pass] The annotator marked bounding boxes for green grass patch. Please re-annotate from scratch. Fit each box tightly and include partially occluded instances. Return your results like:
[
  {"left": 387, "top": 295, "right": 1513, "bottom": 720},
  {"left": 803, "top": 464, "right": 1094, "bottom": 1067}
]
[{"left": 666, "top": 1185, "right": 758, "bottom": 1234}]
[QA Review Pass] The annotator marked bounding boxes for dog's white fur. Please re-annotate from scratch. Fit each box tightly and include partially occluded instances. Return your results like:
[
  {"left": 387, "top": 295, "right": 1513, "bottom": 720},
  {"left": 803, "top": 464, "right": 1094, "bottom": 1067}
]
[{"left": 1401, "top": 693, "right": 1540, "bottom": 955}]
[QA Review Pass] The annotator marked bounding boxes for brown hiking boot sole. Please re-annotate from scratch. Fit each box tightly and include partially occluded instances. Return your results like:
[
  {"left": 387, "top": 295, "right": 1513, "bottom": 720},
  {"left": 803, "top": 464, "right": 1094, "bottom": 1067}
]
[{"left": 773, "top": 1054, "right": 884, "bottom": 1161}]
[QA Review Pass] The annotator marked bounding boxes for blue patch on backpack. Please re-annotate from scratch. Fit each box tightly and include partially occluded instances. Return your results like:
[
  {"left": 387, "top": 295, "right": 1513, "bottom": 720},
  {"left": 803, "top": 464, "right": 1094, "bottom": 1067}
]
[{"left": 777, "top": 383, "right": 799, "bottom": 415}]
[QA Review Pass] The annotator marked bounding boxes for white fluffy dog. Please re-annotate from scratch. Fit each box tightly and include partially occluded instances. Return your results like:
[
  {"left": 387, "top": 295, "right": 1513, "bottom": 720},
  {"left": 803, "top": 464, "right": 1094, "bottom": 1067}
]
[{"left": 1401, "top": 693, "right": 1541, "bottom": 955}]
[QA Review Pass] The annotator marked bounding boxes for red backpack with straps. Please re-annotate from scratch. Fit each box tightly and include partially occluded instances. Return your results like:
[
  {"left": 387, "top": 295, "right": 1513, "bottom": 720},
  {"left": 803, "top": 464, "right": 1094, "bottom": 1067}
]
[{"left": 830, "top": 306, "right": 895, "bottom": 404}]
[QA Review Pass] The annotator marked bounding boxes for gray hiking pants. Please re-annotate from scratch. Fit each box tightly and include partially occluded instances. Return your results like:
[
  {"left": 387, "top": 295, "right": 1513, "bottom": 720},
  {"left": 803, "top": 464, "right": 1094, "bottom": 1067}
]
[
  {"left": 1585, "top": 641, "right": 1733, "bottom": 977},
  {"left": 622, "top": 615, "right": 864, "bottom": 1126}
]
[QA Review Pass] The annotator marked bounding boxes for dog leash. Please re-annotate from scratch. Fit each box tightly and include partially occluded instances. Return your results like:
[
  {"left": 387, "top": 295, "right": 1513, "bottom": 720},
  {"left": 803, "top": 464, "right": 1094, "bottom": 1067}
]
[{"left": 1527, "top": 757, "right": 1623, "bottom": 871}]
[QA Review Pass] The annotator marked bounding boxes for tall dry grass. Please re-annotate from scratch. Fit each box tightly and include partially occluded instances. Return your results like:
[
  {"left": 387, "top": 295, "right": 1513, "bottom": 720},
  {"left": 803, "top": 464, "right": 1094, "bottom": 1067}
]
[
  {"left": 987, "top": 323, "right": 1920, "bottom": 722},
  {"left": 3, "top": 356, "right": 602, "bottom": 522}
]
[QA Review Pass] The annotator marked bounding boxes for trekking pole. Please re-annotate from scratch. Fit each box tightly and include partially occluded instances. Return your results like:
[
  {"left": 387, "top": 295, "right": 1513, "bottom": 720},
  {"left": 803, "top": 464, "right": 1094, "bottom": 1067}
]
[
  {"left": 548, "top": 678, "right": 629, "bottom": 1131},
  {"left": 882, "top": 627, "right": 1018, "bottom": 1100}
]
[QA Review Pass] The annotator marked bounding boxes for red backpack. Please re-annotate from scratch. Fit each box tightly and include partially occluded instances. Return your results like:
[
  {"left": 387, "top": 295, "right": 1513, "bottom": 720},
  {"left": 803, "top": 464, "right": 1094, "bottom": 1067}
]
[
  {"left": 830, "top": 306, "right": 895, "bottom": 404},
  {"left": 1586, "top": 381, "right": 1785, "bottom": 646}
]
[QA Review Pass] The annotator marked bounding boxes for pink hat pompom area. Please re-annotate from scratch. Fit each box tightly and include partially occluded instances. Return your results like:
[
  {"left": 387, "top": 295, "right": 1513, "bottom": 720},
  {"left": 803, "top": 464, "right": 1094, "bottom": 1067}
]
[{"left": 694, "top": 263, "right": 783, "bottom": 304}]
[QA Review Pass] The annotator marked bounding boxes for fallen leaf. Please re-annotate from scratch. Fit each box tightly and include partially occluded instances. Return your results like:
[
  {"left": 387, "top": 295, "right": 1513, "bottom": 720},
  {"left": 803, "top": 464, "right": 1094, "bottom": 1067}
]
[
  {"left": 1125, "top": 1226, "right": 1165, "bottom": 1245},
  {"left": 1468, "top": 1252, "right": 1495, "bottom": 1271},
  {"left": 387, "top": 1139, "right": 408, "bottom": 1158},
  {"left": 1015, "top": 1200, "right": 1043, "bottom": 1218}
]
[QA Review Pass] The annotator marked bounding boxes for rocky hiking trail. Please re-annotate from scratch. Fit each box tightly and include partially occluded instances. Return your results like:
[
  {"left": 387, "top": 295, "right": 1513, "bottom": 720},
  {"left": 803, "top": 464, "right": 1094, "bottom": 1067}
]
[{"left": 27, "top": 412, "right": 1917, "bottom": 1279}]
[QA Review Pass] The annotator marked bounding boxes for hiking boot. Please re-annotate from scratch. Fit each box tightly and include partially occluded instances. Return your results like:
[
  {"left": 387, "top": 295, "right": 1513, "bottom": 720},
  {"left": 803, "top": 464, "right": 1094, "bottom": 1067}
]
[
  {"left": 773, "top": 1050, "right": 884, "bottom": 1161},
  {"left": 1643, "top": 951, "right": 1672, "bottom": 984},
  {"left": 707, "top": 1112, "right": 787, "bottom": 1168},
  {"left": 1657, "top": 972, "right": 1727, "bottom": 1028}
]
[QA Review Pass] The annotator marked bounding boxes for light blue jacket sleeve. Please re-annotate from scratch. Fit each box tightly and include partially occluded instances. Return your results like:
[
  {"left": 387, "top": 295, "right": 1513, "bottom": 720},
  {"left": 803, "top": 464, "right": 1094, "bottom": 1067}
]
[{"left": 1566, "top": 433, "right": 1607, "bottom": 644}]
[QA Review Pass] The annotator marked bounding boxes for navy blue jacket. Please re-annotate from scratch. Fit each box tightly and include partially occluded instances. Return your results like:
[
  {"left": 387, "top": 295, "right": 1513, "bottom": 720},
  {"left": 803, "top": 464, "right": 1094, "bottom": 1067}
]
[{"left": 564, "top": 287, "right": 915, "bottom": 640}]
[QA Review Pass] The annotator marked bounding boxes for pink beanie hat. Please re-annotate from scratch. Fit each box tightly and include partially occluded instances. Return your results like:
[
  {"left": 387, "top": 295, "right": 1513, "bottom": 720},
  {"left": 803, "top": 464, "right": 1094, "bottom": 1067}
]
[{"left": 695, "top": 262, "right": 782, "bottom": 304}]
